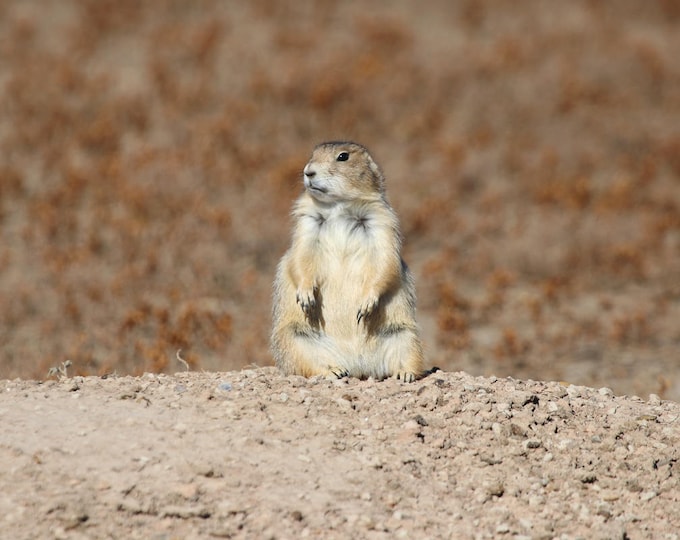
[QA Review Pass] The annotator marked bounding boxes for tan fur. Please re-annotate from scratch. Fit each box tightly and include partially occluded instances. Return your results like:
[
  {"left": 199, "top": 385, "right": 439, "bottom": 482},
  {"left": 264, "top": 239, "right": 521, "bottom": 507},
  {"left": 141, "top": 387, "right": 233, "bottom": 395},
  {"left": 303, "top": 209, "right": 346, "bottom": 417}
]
[{"left": 271, "top": 141, "right": 424, "bottom": 382}]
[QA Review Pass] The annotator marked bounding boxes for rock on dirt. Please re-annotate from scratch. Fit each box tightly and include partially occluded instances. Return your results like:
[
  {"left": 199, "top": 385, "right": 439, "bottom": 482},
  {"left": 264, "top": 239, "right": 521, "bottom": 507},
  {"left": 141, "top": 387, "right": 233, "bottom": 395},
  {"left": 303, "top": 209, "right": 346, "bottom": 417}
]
[{"left": 1, "top": 368, "right": 679, "bottom": 539}]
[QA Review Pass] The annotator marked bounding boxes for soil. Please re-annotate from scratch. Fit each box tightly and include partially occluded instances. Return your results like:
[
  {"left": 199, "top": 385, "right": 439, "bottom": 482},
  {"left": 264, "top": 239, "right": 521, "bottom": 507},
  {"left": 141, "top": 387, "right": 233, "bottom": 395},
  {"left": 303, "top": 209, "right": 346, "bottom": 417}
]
[{"left": 2, "top": 368, "right": 679, "bottom": 539}]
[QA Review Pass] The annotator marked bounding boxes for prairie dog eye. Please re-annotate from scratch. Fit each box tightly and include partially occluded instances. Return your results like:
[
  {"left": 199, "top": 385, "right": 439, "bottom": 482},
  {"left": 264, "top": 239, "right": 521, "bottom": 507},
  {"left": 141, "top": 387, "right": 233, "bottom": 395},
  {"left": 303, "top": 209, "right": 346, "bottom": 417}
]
[{"left": 336, "top": 152, "right": 349, "bottom": 162}]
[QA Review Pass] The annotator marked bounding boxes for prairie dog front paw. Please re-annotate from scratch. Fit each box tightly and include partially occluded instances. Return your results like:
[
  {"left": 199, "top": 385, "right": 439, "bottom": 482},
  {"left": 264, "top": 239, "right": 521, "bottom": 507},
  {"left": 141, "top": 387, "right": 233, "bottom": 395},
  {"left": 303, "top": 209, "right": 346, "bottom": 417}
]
[
  {"left": 357, "top": 293, "right": 380, "bottom": 323},
  {"left": 296, "top": 285, "right": 317, "bottom": 314},
  {"left": 325, "top": 366, "right": 350, "bottom": 379}
]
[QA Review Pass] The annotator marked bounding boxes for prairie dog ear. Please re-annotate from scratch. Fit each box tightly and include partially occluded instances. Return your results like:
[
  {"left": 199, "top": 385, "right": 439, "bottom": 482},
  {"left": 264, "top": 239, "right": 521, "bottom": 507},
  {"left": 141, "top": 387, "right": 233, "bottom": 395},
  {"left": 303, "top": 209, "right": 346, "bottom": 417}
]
[
  {"left": 366, "top": 153, "right": 385, "bottom": 192},
  {"left": 348, "top": 145, "right": 384, "bottom": 195}
]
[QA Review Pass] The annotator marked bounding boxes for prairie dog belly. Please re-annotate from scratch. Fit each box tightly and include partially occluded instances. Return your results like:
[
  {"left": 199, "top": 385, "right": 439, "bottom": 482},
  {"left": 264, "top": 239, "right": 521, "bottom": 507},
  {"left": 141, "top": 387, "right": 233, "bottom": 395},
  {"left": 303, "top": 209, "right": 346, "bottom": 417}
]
[{"left": 316, "top": 215, "right": 375, "bottom": 341}]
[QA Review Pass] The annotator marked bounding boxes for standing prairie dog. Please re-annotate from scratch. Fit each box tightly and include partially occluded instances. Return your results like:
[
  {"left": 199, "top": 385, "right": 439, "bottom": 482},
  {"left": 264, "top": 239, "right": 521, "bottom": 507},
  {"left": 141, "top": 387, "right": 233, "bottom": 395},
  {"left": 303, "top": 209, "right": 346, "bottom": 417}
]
[{"left": 271, "top": 141, "right": 424, "bottom": 382}]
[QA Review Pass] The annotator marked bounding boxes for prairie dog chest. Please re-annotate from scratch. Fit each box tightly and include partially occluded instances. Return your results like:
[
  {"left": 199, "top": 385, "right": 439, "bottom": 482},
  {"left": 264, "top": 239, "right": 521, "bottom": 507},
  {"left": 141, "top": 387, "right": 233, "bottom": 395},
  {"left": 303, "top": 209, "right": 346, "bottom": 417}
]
[
  {"left": 321, "top": 211, "right": 373, "bottom": 257},
  {"left": 302, "top": 206, "right": 377, "bottom": 262}
]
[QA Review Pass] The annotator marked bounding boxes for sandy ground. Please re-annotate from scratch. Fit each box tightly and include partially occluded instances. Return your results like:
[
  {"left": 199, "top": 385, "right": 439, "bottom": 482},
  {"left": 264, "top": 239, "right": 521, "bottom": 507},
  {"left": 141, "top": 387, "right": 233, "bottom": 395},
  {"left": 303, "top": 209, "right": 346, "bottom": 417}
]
[{"left": 2, "top": 368, "right": 678, "bottom": 539}]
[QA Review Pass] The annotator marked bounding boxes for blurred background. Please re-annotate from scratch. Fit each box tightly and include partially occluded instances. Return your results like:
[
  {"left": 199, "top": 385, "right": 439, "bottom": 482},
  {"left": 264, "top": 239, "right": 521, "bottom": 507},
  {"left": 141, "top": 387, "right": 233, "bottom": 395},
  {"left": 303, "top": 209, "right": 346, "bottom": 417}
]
[{"left": 1, "top": 1, "right": 678, "bottom": 399}]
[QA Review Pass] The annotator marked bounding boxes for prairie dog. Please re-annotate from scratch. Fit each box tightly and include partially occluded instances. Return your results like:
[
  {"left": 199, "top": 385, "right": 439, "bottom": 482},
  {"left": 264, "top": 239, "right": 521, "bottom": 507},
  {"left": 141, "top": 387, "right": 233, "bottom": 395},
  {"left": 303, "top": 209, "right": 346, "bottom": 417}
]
[{"left": 271, "top": 141, "right": 424, "bottom": 382}]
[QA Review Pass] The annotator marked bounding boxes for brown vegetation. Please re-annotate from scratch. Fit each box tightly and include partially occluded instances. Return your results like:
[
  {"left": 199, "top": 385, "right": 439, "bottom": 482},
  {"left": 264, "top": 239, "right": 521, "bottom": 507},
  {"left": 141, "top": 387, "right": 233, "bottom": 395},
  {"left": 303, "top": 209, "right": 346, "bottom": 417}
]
[{"left": 0, "top": 1, "right": 678, "bottom": 399}]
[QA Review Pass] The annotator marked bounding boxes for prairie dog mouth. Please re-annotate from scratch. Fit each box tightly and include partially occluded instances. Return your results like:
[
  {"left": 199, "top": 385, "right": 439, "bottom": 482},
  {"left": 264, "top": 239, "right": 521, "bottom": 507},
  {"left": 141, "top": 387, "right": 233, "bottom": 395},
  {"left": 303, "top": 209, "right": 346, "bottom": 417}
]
[{"left": 304, "top": 178, "right": 328, "bottom": 194}]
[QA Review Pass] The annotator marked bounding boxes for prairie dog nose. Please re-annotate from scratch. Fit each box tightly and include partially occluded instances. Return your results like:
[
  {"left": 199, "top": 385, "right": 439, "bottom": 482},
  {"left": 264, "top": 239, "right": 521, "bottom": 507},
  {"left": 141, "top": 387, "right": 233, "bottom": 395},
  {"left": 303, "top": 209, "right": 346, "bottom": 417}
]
[{"left": 304, "top": 165, "right": 316, "bottom": 178}]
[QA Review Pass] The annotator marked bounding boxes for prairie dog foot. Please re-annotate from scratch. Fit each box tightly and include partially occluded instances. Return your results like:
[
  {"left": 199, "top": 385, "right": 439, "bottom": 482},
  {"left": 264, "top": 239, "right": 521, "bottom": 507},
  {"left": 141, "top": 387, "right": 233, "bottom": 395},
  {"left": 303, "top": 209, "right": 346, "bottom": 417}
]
[
  {"left": 393, "top": 370, "right": 418, "bottom": 383},
  {"left": 326, "top": 366, "right": 349, "bottom": 379}
]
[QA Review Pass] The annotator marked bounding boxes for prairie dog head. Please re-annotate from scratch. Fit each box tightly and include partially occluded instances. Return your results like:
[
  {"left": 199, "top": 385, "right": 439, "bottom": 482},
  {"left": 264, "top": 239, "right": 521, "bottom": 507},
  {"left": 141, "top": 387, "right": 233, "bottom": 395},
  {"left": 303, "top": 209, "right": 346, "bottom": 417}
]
[{"left": 302, "top": 141, "right": 385, "bottom": 203}]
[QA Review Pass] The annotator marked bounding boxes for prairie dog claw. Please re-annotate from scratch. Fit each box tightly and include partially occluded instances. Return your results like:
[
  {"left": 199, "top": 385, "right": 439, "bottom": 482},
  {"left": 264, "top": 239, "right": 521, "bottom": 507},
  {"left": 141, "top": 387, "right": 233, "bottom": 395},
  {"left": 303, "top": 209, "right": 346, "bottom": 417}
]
[
  {"left": 357, "top": 295, "right": 379, "bottom": 324},
  {"left": 296, "top": 288, "right": 316, "bottom": 314}
]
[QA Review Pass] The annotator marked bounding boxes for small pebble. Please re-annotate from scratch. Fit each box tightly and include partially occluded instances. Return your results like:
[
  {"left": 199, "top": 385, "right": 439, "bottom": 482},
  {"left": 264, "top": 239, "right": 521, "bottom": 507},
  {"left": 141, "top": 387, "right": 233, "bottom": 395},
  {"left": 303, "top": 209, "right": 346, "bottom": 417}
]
[
  {"left": 596, "top": 503, "right": 612, "bottom": 518},
  {"left": 528, "top": 495, "right": 545, "bottom": 507},
  {"left": 567, "top": 385, "right": 583, "bottom": 398},
  {"left": 581, "top": 474, "right": 597, "bottom": 484},
  {"left": 601, "top": 491, "right": 620, "bottom": 502},
  {"left": 161, "top": 505, "right": 210, "bottom": 518},
  {"left": 640, "top": 491, "right": 657, "bottom": 502},
  {"left": 401, "top": 419, "right": 421, "bottom": 430},
  {"left": 557, "top": 438, "right": 576, "bottom": 450},
  {"left": 484, "top": 481, "right": 505, "bottom": 497},
  {"left": 496, "top": 523, "right": 511, "bottom": 534}
]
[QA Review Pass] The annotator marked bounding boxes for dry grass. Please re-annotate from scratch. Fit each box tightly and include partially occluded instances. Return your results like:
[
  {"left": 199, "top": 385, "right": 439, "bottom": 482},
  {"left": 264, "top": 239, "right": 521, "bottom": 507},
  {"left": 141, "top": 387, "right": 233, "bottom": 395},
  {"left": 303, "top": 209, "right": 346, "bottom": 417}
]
[{"left": 0, "top": 0, "right": 678, "bottom": 398}]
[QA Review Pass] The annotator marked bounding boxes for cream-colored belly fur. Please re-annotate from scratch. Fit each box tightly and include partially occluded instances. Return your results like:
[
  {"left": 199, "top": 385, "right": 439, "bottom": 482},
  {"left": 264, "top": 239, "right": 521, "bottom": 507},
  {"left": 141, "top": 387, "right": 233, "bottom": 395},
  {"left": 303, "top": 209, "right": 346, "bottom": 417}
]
[{"left": 315, "top": 211, "right": 374, "bottom": 340}]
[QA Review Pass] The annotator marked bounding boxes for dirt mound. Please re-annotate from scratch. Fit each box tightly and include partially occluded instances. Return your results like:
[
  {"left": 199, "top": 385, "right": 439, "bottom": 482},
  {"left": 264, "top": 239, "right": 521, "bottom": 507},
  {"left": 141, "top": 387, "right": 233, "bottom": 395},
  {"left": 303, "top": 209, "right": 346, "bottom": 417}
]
[{"left": 2, "top": 369, "right": 678, "bottom": 539}]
